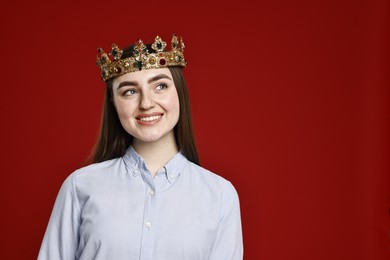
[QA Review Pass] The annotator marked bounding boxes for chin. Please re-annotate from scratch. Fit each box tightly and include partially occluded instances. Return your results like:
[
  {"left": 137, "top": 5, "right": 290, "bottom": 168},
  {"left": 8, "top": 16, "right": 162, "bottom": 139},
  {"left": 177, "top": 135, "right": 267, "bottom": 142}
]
[
  {"left": 130, "top": 129, "right": 175, "bottom": 144},
  {"left": 135, "top": 134, "right": 164, "bottom": 143}
]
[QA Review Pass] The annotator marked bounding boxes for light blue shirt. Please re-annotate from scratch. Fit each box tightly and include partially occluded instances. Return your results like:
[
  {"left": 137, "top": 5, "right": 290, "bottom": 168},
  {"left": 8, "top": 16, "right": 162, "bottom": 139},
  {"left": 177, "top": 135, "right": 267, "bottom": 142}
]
[{"left": 38, "top": 147, "right": 243, "bottom": 259}]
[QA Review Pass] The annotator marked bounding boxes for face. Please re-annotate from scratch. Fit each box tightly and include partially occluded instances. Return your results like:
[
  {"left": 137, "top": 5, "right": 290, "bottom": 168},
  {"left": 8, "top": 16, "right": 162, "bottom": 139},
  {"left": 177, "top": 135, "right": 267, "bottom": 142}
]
[{"left": 112, "top": 68, "right": 180, "bottom": 144}]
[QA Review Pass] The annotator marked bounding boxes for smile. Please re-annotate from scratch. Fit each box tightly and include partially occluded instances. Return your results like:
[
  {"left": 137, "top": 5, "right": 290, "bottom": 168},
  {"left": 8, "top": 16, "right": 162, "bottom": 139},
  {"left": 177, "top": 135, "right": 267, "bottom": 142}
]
[{"left": 138, "top": 114, "right": 162, "bottom": 122}]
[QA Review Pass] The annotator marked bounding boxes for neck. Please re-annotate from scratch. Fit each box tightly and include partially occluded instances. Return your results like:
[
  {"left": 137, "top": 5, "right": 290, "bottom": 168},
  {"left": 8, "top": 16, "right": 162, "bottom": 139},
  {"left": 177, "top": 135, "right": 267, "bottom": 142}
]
[{"left": 132, "top": 132, "right": 178, "bottom": 177}]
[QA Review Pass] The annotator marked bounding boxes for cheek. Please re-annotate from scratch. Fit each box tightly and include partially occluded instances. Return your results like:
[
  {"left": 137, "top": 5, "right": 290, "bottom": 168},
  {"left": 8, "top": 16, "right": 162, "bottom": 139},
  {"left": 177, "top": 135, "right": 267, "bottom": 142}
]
[
  {"left": 115, "top": 100, "right": 134, "bottom": 120},
  {"left": 166, "top": 95, "right": 180, "bottom": 118}
]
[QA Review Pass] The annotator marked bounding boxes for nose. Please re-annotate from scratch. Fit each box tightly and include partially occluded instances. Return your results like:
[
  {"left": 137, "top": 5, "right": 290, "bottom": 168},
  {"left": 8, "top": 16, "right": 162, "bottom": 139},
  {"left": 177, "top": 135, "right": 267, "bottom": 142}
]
[{"left": 139, "top": 92, "right": 155, "bottom": 110}]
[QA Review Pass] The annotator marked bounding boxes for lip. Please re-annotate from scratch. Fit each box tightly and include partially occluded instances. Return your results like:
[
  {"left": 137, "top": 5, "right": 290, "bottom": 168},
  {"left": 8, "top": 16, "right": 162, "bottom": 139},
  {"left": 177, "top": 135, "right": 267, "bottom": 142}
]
[{"left": 136, "top": 112, "right": 164, "bottom": 126}]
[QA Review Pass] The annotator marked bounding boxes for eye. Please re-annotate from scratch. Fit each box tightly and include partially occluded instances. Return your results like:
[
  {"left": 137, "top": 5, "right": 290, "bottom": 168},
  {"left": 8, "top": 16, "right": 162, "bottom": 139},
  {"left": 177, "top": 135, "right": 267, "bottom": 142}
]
[
  {"left": 155, "top": 83, "right": 168, "bottom": 91},
  {"left": 123, "top": 89, "right": 137, "bottom": 96}
]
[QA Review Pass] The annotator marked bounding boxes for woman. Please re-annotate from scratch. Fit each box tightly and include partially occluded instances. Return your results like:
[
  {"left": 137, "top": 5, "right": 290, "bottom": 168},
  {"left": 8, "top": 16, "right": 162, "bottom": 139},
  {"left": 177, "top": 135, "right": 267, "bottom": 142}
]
[{"left": 38, "top": 34, "right": 243, "bottom": 260}]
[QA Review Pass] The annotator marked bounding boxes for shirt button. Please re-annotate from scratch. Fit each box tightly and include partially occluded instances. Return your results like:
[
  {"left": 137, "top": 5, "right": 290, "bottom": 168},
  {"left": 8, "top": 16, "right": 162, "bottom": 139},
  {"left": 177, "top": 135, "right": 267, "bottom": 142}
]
[
  {"left": 149, "top": 190, "right": 155, "bottom": 196},
  {"left": 145, "top": 222, "right": 152, "bottom": 229},
  {"left": 132, "top": 169, "right": 139, "bottom": 177}
]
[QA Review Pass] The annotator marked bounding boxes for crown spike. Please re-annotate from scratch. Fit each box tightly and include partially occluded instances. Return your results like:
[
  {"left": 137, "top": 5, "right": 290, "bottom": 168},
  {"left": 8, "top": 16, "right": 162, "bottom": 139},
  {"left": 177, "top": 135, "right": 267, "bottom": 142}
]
[
  {"left": 151, "top": 36, "right": 167, "bottom": 52},
  {"left": 171, "top": 34, "right": 179, "bottom": 50},
  {"left": 96, "top": 48, "right": 110, "bottom": 66},
  {"left": 110, "top": 44, "right": 123, "bottom": 61},
  {"left": 180, "top": 36, "right": 185, "bottom": 51},
  {"left": 133, "top": 39, "right": 148, "bottom": 57}
]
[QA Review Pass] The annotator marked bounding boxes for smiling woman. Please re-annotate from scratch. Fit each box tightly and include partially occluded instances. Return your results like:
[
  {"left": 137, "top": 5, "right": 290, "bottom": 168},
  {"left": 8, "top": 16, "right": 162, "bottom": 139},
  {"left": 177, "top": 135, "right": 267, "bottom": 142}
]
[{"left": 37, "top": 34, "right": 243, "bottom": 260}]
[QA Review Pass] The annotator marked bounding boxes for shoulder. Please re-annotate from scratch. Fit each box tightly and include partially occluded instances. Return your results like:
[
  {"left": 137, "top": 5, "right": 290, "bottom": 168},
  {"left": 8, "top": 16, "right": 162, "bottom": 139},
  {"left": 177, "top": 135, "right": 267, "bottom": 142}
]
[
  {"left": 74, "top": 157, "right": 122, "bottom": 175},
  {"left": 68, "top": 157, "right": 123, "bottom": 181},
  {"left": 62, "top": 157, "right": 125, "bottom": 193},
  {"left": 185, "top": 161, "right": 239, "bottom": 198},
  {"left": 184, "top": 161, "right": 241, "bottom": 219},
  {"left": 59, "top": 157, "right": 127, "bottom": 204}
]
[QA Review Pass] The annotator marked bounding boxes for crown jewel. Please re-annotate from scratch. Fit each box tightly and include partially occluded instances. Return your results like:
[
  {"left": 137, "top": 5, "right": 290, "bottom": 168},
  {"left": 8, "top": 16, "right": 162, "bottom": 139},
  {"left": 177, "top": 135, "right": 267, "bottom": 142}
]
[{"left": 96, "top": 34, "right": 186, "bottom": 81}]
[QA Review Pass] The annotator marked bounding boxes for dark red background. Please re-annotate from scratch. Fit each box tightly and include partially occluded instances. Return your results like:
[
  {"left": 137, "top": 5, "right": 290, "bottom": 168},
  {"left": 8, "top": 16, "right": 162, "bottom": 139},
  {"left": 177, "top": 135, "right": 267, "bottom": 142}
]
[{"left": 1, "top": 0, "right": 389, "bottom": 259}]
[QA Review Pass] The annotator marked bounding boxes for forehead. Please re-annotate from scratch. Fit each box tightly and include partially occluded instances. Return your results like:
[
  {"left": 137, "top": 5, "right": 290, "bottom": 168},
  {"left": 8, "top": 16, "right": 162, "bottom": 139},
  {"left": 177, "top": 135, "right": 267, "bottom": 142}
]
[{"left": 112, "top": 68, "right": 172, "bottom": 88}]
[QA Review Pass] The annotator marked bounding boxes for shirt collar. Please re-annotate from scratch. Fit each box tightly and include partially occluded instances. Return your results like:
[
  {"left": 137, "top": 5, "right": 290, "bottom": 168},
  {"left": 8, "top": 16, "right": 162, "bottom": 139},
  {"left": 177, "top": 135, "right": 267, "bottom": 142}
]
[{"left": 123, "top": 146, "right": 188, "bottom": 182}]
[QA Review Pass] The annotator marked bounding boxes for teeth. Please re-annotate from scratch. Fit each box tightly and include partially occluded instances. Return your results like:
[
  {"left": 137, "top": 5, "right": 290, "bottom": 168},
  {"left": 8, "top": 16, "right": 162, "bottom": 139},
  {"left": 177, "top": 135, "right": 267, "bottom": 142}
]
[{"left": 139, "top": 115, "right": 162, "bottom": 122}]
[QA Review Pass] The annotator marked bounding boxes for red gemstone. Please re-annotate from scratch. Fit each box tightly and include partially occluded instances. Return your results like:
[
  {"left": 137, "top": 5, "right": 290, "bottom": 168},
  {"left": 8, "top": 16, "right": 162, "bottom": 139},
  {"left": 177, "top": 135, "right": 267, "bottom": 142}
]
[
  {"left": 116, "top": 67, "right": 122, "bottom": 73},
  {"left": 159, "top": 59, "right": 166, "bottom": 65}
]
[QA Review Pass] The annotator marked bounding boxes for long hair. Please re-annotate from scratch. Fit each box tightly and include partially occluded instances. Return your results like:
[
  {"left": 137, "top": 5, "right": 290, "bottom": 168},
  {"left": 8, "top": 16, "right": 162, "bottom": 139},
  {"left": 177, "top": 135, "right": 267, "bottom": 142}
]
[{"left": 89, "top": 44, "right": 199, "bottom": 165}]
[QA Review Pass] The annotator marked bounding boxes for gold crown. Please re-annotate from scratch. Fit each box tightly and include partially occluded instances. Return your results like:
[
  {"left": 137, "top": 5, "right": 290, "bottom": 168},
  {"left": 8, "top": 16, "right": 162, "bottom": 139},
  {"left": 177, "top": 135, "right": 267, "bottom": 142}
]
[{"left": 96, "top": 34, "right": 186, "bottom": 81}]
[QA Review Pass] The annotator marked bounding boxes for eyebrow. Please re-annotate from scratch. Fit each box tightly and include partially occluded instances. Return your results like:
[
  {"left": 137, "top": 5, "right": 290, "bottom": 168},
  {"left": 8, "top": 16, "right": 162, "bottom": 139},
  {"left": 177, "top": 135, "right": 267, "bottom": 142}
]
[{"left": 117, "top": 74, "right": 173, "bottom": 90}]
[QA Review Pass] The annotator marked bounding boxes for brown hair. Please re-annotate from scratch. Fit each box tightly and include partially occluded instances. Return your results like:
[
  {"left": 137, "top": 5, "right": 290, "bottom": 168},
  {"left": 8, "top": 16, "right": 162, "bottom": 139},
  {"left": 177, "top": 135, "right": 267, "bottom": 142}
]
[{"left": 89, "top": 44, "right": 199, "bottom": 165}]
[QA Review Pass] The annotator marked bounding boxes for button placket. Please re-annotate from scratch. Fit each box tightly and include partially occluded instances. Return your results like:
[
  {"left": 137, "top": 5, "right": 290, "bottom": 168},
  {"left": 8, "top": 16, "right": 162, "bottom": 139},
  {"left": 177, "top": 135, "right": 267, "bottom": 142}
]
[{"left": 139, "top": 171, "right": 157, "bottom": 259}]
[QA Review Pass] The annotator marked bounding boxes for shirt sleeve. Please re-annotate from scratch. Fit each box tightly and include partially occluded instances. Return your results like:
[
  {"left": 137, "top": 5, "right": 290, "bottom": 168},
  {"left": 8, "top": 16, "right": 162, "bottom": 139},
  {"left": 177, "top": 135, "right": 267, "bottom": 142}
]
[
  {"left": 209, "top": 181, "right": 244, "bottom": 260},
  {"left": 38, "top": 173, "right": 80, "bottom": 260}
]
